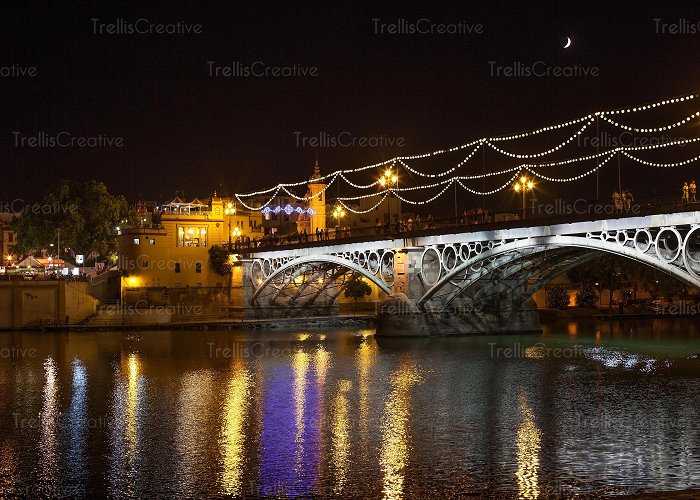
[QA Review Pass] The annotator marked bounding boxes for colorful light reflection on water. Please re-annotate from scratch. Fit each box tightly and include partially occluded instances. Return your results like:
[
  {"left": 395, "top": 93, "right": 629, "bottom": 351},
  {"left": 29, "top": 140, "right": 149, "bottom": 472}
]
[{"left": 0, "top": 320, "right": 698, "bottom": 497}]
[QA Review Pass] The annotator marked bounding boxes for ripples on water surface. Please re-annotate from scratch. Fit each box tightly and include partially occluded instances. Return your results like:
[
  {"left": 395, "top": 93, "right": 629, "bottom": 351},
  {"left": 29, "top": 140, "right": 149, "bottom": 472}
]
[{"left": 0, "top": 319, "right": 699, "bottom": 498}]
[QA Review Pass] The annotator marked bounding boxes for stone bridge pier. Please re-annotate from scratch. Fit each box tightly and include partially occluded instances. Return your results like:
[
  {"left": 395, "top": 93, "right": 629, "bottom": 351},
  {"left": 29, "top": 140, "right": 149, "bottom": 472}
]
[{"left": 378, "top": 247, "right": 542, "bottom": 337}]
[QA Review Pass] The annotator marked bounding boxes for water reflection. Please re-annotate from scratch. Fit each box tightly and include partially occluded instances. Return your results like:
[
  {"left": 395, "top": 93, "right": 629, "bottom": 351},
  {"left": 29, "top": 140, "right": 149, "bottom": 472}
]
[
  {"left": 0, "top": 325, "right": 698, "bottom": 497},
  {"left": 176, "top": 369, "right": 217, "bottom": 496},
  {"left": 293, "top": 350, "right": 310, "bottom": 482},
  {"left": 108, "top": 353, "right": 144, "bottom": 496},
  {"left": 356, "top": 337, "right": 377, "bottom": 459},
  {"left": 330, "top": 379, "right": 352, "bottom": 495},
  {"left": 219, "top": 360, "right": 252, "bottom": 496},
  {"left": 65, "top": 358, "right": 88, "bottom": 493},
  {"left": 380, "top": 357, "right": 422, "bottom": 500},
  {"left": 515, "top": 391, "right": 541, "bottom": 500},
  {"left": 0, "top": 367, "right": 18, "bottom": 495},
  {"left": 39, "top": 357, "right": 59, "bottom": 486}
]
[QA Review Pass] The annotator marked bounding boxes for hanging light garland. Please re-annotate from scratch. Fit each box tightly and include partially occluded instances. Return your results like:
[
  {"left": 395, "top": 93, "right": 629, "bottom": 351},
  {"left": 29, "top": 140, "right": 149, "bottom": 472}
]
[
  {"left": 235, "top": 92, "right": 700, "bottom": 209},
  {"left": 599, "top": 110, "right": 700, "bottom": 133}
]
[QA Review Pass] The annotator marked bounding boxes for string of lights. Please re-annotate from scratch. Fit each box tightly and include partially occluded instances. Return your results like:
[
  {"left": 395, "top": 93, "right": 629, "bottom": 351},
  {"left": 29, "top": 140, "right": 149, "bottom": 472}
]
[
  {"left": 484, "top": 118, "right": 594, "bottom": 158},
  {"left": 392, "top": 181, "right": 455, "bottom": 205},
  {"left": 397, "top": 144, "right": 483, "bottom": 178},
  {"left": 621, "top": 151, "right": 700, "bottom": 168},
  {"left": 599, "top": 110, "right": 700, "bottom": 133},
  {"left": 337, "top": 194, "right": 388, "bottom": 214},
  {"left": 457, "top": 173, "right": 522, "bottom": 196},
  {"left": 524, "top": 154, "right": 616, "bottom": 183},
  {"left": 235, "top": 92, "right": 700, "bottom": 209}
]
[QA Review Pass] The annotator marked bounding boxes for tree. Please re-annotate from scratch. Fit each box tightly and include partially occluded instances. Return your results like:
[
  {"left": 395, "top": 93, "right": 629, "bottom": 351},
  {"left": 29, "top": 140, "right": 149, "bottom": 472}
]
[
  {"left": 209, "top": 245, "right": 234, "bottom": 276},
  {"left": 545, "top": 285, "right": 570, "bottom": 309},
  {"left": 344, "top": 278, "right": 372, "bottom": 314},
  {"left": 575, "top": 284, "right": 599, "bottom": 308},
  {"left": 12, "top": 180, "right": 129, "bottom": 260}
]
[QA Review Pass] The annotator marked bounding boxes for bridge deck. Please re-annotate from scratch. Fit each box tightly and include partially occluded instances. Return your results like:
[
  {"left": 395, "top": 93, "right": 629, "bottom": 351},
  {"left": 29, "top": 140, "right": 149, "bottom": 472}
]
[{"left": 243, "top": 202, "right": 700, "bottom": 256}]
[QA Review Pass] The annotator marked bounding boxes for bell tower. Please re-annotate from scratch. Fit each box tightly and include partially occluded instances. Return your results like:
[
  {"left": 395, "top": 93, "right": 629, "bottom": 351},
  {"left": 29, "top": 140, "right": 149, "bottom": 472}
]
[{"left": 308, "top": 159, "right": 327, "bottom": 234}]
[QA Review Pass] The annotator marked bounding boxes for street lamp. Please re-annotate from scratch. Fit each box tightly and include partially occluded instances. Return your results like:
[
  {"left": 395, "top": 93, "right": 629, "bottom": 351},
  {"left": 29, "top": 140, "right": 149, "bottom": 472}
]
[
  {"left": 224, "top": 202, "right": 236, "bottom": 249},
  {"left": 513, "top": 175, "right": 535, "bottom": 220},
  {"left": 332, "top": 205, "right": 346, "bottom": 238},
  {"left": 379, "top": 167, "right": 398, "bottom": 233}
]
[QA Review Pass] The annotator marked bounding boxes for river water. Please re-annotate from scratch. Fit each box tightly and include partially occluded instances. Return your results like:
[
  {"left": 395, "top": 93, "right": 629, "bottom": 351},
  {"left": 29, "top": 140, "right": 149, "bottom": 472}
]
[{"left": 0, "top": 319, "right": 699, "bottom": 498}]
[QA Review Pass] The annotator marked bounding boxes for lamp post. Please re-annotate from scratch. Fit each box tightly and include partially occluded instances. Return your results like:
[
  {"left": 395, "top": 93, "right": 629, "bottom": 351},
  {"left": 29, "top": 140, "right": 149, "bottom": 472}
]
[
  {"left": 224, "top": 202, "right": 236, "bottom": 249},
  {"left": 332, "top": 205, "right": 346, "bottom": 238},
  {"left": 379, "top": 167, "right": 398, "bottom": 233},
  {"left": 232, "top": 226, "right": 241, "bottom": 249},
  {"left": 513, "top": 175, "right": 535, "bottom": 220}
]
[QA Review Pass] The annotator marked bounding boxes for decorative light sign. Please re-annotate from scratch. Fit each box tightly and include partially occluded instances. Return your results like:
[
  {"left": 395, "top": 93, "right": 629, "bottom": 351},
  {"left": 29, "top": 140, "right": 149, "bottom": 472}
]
[{"left": 261, "top": 205, "right": 316, "bottom": 215}]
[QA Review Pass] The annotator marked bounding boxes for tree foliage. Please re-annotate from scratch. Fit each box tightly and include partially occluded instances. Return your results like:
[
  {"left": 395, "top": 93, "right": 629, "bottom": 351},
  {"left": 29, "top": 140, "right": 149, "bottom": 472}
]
[
  {"left": 545, "top": 285, "right": 570, "bottom": 309},
  {"left": 344, "top": 279, "right": 372, "bottom": 301},
  {"left": 208, "top": 245, "right": 234, "bottom": 276},
  {"left": 575, "top": 284, "right": 599, "bottom": 308},
  {"left": 12, "top": 180, "right": 129, "bottom": 259}
]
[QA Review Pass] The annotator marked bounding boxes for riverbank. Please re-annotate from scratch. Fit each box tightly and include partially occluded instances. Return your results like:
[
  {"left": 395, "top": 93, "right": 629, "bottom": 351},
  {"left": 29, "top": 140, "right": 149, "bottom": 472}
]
[
  {"left": 538, "top": 306, "right": 699, "bottom": 322},
  {"left": 27, "top": 314, "right": 376, "bottom": 332}
]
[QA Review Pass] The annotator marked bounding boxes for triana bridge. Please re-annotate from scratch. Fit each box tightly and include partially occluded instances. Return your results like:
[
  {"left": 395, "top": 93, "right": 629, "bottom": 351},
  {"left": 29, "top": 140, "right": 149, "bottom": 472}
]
[{"left": 240, "top": 207, "right": 700, "bottom": 336}]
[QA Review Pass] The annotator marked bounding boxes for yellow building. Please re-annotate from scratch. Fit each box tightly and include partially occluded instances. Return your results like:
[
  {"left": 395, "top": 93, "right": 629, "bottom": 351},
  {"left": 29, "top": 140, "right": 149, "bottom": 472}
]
[{"left": 118, "top": 194, "right": 262, "bottom": 289}]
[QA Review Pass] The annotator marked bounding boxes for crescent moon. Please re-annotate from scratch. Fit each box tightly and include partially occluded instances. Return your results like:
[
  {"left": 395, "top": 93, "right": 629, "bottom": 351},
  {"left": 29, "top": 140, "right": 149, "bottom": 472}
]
[{"left": 563, "top": 37, "right": 571, "bottom": 48}]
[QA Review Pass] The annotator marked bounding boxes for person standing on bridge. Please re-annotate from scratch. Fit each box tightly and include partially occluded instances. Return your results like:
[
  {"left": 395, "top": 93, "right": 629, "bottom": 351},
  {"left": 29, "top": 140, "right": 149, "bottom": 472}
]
[
  {"left": 682, "top": 182, "right": 689, "bottom": 203},
  {"left": 690, "top": 180, "right": 697, "bottom": 202},
  {"left": 623, "top": 189, "right": 634, "bottom": 212},
  {"left": 612, "top": 191, "right": 623, "bottom": 212}
]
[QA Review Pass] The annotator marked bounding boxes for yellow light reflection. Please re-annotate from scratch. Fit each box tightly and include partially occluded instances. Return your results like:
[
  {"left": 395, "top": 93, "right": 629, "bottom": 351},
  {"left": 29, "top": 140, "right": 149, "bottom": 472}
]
[
  {"left": 39, "top": 357, "right": 59, "bottom": 483},
  {"left": 380, "top": 359, "right": 422, "bottom": 500},
  {"left": 331, "top": 380, "right": 352, "bottom": 494},
  {"left": 516, "top": 391, "right": 542, "bottom": 500},
  {"left": 314, "top": 347, "right": 330, "bottom": 385},
  {"left": 220, "top": 360, "right": 252, "bottom": 496},
  {"left": 357, "top": 339, "right": 377, "bottom": 456},
  {"left": 293, "top": 350, "right": 310, "bottom": 473},
  {"left": 125, "top": 354, "right": 141, "bottom": 465}
]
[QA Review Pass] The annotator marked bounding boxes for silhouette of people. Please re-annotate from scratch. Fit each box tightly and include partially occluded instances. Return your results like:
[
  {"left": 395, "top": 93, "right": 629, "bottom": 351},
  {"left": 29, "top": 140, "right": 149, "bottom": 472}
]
[
  {"left": 690, "top": 180, "right": 697, "bottom": 202},
  {"left": 623, "top": 189, "right": 634, "bottom": 212},
  {"left": 612, "top": 191, "right": 623, "bottom": 212}
]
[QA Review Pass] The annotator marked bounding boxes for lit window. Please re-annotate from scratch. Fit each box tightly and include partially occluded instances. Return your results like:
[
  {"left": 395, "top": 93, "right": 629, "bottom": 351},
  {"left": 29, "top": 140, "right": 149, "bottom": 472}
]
[
  {"left": 177, "top": 226, "right": 208, "bottom": 247},
  {"left": 149, "top": 239, "right": 155, "bottom": 245},
  {"left": 133, "top": 238, "right": 140, "bottom": 245}
]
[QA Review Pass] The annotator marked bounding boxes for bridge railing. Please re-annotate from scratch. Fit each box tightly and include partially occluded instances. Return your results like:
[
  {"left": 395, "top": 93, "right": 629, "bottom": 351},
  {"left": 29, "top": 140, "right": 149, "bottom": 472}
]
[{"left": 232, "top": 192, "right": 699, "bottom": 254}]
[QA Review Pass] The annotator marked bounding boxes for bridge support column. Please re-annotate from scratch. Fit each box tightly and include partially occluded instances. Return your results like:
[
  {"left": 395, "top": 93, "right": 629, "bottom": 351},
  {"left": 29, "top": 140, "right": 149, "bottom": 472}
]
[{"left": 377, "top": 248, "right": 541, "bottom": 336}]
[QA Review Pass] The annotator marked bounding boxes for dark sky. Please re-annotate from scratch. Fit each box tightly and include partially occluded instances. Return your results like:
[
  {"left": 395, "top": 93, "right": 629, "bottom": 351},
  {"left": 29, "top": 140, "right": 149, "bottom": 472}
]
[{"left": 2, "top": 1, "right": 700, "bottom": 214}]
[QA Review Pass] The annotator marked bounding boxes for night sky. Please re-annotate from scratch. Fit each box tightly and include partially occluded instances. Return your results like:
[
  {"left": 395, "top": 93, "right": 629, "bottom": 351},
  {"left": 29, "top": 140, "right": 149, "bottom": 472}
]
[{"left": 3, "top": 1, "right": 700, "bottom": 215}]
